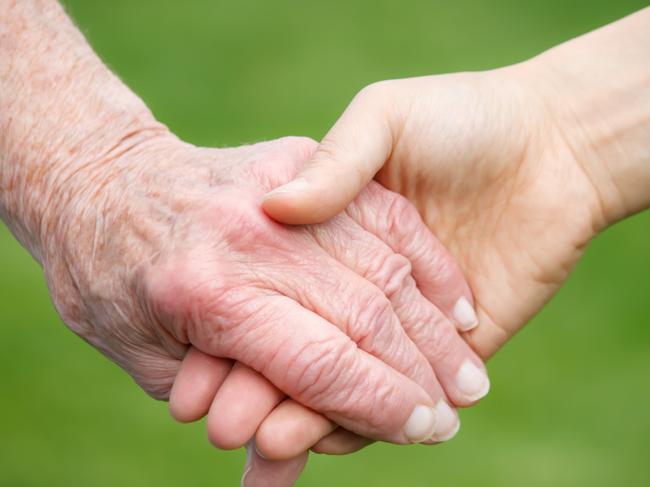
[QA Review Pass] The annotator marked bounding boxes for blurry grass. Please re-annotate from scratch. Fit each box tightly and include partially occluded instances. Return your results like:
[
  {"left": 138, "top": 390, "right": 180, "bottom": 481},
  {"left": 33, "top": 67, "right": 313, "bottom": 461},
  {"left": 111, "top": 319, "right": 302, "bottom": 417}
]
[{"left": 1, "top": 0, "right": 649, "bottom": 485}]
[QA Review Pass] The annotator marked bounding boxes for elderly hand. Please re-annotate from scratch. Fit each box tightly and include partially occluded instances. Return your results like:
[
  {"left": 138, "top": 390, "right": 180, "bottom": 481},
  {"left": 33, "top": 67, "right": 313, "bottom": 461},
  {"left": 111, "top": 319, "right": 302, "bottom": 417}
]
[
  {"left": 41, "top": 133, "right": 491, "bottom": 444},
  {"left": 1, "top": 0, "right": 489, "bottom": 473},
  {"left": 162, "top": 145, "right": 492, "bottom": 473}
]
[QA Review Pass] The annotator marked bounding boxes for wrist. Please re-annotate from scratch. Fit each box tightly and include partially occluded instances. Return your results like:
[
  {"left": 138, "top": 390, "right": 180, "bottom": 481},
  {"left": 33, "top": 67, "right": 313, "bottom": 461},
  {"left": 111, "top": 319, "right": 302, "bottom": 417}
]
[
  {"left": 0, "top": 0, "right": 169, "bottom": 262},
  {"left": 519, "top": 8, "right": 650, "bottom": 228}
]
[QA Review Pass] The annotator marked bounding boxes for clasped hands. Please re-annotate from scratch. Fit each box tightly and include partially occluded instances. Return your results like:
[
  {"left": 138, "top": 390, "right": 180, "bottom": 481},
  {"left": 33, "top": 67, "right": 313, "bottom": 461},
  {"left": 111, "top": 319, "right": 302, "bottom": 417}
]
[
  {"left": 1, "top": 4, "right": 647, "bottom": 487},
  {"left": 49, "top": 62, "right": 608, "bottom": 486}
]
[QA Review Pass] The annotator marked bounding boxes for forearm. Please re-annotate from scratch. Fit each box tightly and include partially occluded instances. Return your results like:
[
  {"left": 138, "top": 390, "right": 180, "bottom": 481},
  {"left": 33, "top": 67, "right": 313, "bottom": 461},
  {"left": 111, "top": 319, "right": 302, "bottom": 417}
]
[
  {"left": 0, "top": 0, "right": 165, "bottom": 262},
  {"left": 523, "top": 7, "right": 650, "bottom": 226}
]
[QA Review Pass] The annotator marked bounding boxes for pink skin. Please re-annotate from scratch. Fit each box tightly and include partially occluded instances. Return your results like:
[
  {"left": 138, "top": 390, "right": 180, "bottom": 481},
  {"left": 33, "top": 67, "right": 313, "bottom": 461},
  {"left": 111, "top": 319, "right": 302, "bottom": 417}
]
[
  {"left": 71, "top": 134, "right": 483, "bottom": 443},
  {"left": 33, "top": 131, "right": 486, "bottom": 443},
  {"left": 8, "top": 127, "right": 485, "bottom": 449},
  {"left": 165, "top": 142, "right": 488, "bottom": 486},
  {"left": 2, "top": 4, "right": 486, "bottom": 485},
  {"left": 171, "top": 349, "right": 364, "bottom": 487},
  {"left": 158, "top": 139, "right": 487, "bottom": 417},
  {"left": 168, "top": 174, "right": 486, "bottom": 483}
]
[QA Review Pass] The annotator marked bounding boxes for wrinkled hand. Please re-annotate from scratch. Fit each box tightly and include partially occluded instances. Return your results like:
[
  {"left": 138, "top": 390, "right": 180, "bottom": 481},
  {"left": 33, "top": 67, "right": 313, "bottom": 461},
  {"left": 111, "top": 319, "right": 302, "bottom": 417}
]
[
  {"left": 43, "top": 133, "right": 487, "bottom": 446},
  {"left": 162, "top": 62, "right": 602, "bottom": 487}
]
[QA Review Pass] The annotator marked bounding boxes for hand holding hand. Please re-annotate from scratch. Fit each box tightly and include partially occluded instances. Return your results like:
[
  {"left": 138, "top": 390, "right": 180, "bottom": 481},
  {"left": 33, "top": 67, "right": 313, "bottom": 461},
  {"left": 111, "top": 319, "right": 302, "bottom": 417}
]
[
  {"left": 1, "top": 5, "right": 492, "bottom": 485},
  {"left": 251, "top": 10, "right": 650, "bottom": 485},
  {"left": 263, "top": 9, "right": 650, "bottom": 358},
  {"left": 45, "top": 134, "right": 488, "bottom": 444}
]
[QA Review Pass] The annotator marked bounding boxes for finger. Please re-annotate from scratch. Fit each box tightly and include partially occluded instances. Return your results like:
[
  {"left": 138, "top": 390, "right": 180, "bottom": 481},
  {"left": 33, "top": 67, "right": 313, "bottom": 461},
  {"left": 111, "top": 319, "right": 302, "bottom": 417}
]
[
  {"left": 152, "top": 251, "right": 441, "bottom": 443},
  {"left": 262, "top": 82, "right": 396, "bottom": 224},
  {"left": 347, "top": 182, "right": 479, "bottom": 332},
  {"left": 311, "top": 428, "right": 374, "bottom": 455},
  {"left": 311, "top": 214, "right": 488, "bottom": 407},
  {"left": 255, "top": 397, "right": 374, "bottom": 458},
  {"left": 192, "top": 293, "right": 440, "bottom": 444},
  {"left": 206, "top": 362, "right": 284, "bottom": 450},
  {"left": 256, "top": 393, "right": 453, "bottom": 460},
  {"left": 169, "top": 346, "right": 233, "bottom": 423},
  {"left": 263, "top": 247, "right": 443, "bottom": 402},
  {"left": 255, "top": 399, "right": 336, "bottom": 460},
  {"left": 241, "top": 440, "right": 309, "bottom": 487}
]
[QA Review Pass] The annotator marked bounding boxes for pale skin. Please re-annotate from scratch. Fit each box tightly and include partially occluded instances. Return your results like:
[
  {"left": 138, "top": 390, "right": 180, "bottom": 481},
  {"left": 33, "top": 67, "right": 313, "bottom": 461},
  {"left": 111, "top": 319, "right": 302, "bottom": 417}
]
[
  {"left": 165, "top": 7, "right": 650, "bottom": 486},
  {"left": 0, "top": 0, "right": 492, "bottom": 480}
]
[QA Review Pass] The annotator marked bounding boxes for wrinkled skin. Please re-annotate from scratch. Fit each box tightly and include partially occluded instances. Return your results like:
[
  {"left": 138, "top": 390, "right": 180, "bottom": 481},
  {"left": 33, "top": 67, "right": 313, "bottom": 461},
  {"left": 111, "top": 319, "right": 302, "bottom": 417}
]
[
  {"left": 2, "top": 1, "right": 488, "bottom": 477},
  {"left": 43, "top": 133, "right": 486, "bottom": 446}
]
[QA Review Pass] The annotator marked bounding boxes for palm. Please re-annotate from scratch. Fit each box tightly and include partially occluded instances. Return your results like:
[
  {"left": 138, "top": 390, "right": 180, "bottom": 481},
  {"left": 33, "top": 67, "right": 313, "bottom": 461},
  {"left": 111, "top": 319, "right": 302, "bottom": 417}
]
[{"left": 376, "top": 71, "right": 603, "bottom": 357}]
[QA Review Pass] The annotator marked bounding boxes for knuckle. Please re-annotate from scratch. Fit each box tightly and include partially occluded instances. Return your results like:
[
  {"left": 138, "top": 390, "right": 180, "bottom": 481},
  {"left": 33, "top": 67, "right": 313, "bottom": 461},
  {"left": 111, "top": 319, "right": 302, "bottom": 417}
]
[
  {"left": 353, "top": 291, "right": 397, "bottom": 350},
  {"left": 370, "top": 380, "right": 401, "bottom": 419},
  {"left": 366, "top": 252, "right": 413, "bottom": 299},
  {"left": 385, "top": 192, "right": 422, "bottom": 237},
  {"left": 283, "top": 342, "right": 410, "bottom": 436},
  {"left": 141, "top": 201, "right": 276, "bottom": 335},
  {"left": 394, "top": 299, "right": 423, "bottom": 334}
]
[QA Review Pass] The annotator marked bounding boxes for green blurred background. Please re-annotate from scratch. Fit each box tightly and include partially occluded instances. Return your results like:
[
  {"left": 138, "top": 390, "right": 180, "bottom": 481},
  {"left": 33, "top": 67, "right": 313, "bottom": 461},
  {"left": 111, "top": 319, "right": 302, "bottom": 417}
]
[{"left": 1, "top": 0, "right": 649, "bottom": 485}]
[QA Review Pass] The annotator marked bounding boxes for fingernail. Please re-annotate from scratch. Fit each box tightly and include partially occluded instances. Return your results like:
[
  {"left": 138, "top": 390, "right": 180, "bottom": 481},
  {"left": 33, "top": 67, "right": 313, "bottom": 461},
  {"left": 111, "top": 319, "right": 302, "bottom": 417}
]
[
  {"left": 403, "top": 404, "right": 437, "bottom": 443},
  {"left": 456, "top": 360, "right": 490, "bottom": 402},
  {"left": 240, "top": 440, "right": 255, "bottom": 487},
  {"left": 430, "top": 400, "right": 460, "bottom": 442},
  {"left": 453, "top": 297, "right": 479, "bottom": 331},
  {"left": 264, "top": 177, "right": 310, "bottom": 199}
]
